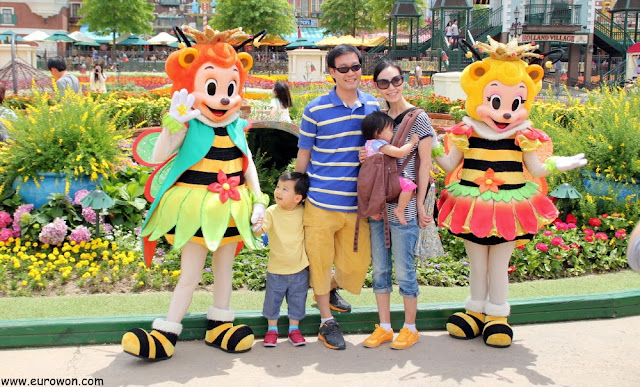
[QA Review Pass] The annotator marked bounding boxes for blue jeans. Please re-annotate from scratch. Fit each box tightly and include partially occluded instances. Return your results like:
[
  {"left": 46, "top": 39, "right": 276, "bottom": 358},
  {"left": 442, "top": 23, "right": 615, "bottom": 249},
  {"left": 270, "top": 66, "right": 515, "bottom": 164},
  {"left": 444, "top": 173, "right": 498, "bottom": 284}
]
[
  {"left": 262, "top": 267, "right": 309, "bottom": 321},
  {"left": 369, "top": 218, "right": 419, "bottom": 298}
]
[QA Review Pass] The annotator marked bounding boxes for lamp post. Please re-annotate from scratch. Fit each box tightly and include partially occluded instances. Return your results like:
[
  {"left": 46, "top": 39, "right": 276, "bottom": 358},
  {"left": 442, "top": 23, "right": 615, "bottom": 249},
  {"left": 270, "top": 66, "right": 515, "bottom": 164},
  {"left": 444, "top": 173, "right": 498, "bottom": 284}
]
[{"left": 509, "top": 7, "right": 523, "bottom": 41}]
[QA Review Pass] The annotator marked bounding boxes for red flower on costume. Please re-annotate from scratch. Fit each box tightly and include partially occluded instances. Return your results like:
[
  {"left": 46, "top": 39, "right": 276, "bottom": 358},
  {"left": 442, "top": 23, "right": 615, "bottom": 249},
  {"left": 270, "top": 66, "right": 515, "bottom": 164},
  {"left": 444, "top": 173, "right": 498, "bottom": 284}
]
[
  {"left": 208, "top": 171, "right": 241, "bottom": 203},
  {"left": 473, "top": 168, "right": 505, "bottom": 193}
]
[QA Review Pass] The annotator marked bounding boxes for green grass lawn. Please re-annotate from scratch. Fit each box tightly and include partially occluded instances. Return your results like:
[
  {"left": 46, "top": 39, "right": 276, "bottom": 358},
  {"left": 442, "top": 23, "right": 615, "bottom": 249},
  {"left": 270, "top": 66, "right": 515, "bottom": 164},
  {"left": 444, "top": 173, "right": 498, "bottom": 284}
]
[{"left": 1, "top": 271, "right": 638, "bottom": 320}]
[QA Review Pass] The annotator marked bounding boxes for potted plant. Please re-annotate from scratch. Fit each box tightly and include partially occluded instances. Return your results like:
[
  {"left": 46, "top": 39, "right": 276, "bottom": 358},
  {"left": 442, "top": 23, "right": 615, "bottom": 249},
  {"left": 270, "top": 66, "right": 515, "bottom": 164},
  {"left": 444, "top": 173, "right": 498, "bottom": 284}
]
[{"left": 0, "top": 90, "right": 132, "bottom": 208}]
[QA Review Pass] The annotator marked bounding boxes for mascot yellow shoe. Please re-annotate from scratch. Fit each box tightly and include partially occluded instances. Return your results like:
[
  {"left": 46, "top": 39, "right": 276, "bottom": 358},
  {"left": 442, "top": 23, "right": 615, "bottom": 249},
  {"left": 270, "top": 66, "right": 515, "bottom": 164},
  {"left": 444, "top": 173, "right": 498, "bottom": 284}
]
[
  {"left": 122, "top": 318, "right": 182, "bottom": 361},
  {"left": 446, "top": 298, "right": 485, "bottom": 340},
  {"left": 482, "top": 302, "right": 513, "bottom": 348},
  {"left": 204, "top": 306, "right": 254, "bottom": 353}
]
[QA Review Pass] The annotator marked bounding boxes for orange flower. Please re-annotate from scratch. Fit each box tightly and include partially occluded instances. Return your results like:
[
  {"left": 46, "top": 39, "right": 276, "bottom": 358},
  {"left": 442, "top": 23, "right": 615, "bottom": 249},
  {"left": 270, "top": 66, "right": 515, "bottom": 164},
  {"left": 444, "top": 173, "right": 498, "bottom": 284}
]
[
  {"left": 473, "top": 168, "right": 505, "bottom": 193},
  {"left": 208, "top": 170, "right": 241, "bottom": 203}
]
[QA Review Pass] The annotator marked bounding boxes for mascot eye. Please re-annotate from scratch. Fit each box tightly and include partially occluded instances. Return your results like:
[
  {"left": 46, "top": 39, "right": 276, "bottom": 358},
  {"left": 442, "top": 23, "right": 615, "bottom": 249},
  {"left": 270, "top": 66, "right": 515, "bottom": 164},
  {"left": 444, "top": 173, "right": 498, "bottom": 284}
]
[
  {"left": 206, "top": 79, "right": 217, "bottom": 96},
  {"left": 512, "top": 96, "right": 526, "bottom": 111},
  {"left": 488, "top": 95, "right": 501, "bottom": 110},
  {"left": 227, "top": 80, "right": 237, "bottom": 97}
]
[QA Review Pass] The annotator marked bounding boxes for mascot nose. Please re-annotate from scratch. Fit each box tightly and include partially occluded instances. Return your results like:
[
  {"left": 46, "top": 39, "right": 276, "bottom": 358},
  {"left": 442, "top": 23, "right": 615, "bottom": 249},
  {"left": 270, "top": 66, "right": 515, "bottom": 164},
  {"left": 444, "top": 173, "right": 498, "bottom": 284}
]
[
  {"left": 221, "top": 98, "right": 230, "bottom": 106},
  {"left": 503, "top": 113, "right": 512, "bottom": 119}
]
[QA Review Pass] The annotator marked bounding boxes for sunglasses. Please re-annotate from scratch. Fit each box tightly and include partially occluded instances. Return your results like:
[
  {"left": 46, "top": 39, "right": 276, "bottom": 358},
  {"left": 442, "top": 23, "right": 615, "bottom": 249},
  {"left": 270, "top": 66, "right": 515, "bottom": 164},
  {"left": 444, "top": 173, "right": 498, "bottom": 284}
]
[
  {"left": 333, "top": 64, "right": 362, "bottom": 73},
  {"left": 375, "top": 75, "right": 404, "bottom": 89}
]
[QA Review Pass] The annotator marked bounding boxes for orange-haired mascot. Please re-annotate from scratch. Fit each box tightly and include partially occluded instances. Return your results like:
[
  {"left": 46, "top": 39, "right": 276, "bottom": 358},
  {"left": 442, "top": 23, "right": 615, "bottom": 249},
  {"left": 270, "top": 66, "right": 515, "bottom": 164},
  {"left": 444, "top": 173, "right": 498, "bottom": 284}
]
[
  {"left": 433, "top": 37, "right": 587, "bottom": 348},
  {"left": 123, "top": 26, "right": 269, "bottom": 360}
]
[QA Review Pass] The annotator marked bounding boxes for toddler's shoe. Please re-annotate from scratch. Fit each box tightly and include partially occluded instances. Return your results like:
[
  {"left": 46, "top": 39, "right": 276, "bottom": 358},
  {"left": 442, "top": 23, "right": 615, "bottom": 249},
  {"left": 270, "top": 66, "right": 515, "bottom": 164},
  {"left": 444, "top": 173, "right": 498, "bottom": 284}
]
[
  {"left": 288, "top": 329, "right": 306, "bottom": 347},
  {"left": 390, "top": 327, "right": 419, "bottom": 350},
  {"left": 263, "top": 330, "right": 278, "bottom": 347},
  {"left": 363, "top": 324, "right": 394, "bottom": 348}
]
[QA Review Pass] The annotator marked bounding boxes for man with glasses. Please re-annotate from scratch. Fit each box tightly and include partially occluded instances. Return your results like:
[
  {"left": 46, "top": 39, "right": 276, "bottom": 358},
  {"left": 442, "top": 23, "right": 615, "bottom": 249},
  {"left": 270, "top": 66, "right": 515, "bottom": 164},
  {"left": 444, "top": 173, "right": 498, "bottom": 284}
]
[{"left": 295, "top": 44, "right": 380, "bottom": 350}]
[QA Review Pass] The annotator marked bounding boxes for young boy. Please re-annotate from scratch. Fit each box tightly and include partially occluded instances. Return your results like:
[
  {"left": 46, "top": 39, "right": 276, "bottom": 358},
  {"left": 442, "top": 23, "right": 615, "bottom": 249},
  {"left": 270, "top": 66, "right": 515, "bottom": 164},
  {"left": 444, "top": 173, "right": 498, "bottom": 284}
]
[{"left": 253, "top": 172, "right": 310, "bottom": 347}]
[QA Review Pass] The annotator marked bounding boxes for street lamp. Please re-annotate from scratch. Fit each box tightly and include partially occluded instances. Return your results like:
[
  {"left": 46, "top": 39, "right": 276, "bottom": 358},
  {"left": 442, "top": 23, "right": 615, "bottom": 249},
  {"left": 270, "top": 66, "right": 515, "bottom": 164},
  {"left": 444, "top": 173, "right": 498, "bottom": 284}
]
[{"left": 510, "top": 7, "right": 523, "bottom": 41}]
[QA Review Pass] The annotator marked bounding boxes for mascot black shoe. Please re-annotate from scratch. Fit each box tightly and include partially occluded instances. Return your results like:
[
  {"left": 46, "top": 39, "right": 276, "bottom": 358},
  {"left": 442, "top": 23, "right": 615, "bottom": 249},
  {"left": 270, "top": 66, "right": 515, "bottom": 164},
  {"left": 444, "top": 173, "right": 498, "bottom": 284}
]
[
  {"left": 482, "top": 302, "right": 513, "bottom": 348},
  {"left": 446, "top": 298, "right": 485, "bottom": 340},
  {"left": 122, "top": 318, "right": 182, "bottom": 361},
  {"left": 204, "top": 306, "right": 254, "bottom": 353}
]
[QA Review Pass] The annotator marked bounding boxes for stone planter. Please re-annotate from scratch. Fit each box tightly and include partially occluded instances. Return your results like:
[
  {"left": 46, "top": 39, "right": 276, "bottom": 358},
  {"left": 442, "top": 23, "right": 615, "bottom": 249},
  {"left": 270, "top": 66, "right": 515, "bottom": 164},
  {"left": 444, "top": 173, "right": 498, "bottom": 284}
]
[
  {"left": 13, "top": 173, "right": 101, "bottom": 209},
  {"left": 427, "top": 112, "right": 456, "bottom": 134}
]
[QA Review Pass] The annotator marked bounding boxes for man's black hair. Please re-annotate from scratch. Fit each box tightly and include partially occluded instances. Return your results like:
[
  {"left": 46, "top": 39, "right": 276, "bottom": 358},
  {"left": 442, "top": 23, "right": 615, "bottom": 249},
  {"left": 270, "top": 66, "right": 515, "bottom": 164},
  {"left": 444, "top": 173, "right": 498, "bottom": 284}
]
[
  {"left": 327, "top": 44, "right": 362, "bottom": 69},
  {"left": 47, "top": 57, "right": 67, "bottom": 72}
]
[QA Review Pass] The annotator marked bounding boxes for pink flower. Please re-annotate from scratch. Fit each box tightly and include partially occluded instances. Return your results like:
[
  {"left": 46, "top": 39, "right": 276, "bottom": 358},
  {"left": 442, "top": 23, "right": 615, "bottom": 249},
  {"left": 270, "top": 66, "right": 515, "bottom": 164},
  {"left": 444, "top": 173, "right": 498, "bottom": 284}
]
[
  {"left": 69, "top": 226, "right": 92, "bottom": 243},
  {"left": 74, "top": 189, "right": 91, "bottom": 206},
  {"left": 38, "top": 218, "right": 67, "bottom": 246},
  {"left": 589, "top": 217, "right": 602, "bottom": 227},
  {"left": 543, "top": 230, "right": 553, "bottom": 236},
  {"left": 551, "top": 236, "right": 563, "bottom": 246},
  {"left": 615, "top": 229, "right": 627, "bottom": 239},
  {"left": 595, "top": 232, "right": 609, "bottom": 241},
  {"left": 570, "top": 243, "right": 580, "bottom": 250},
  {"left": 0, "top": 211, "right": 12, "bottom": 228},
  {"left": 555, "top": 222, "right": 568, "bottom": 231},
  {"left": 508, "top": 266, "right": 516, "bottom": 273},
  {"left": 207, "top": 170, "right": 241, "bottom": 203},
  {"left": 82, "top": 207, "right": 97, "bottom": 224},
  {"left": 565, "top": 214, "right": 577, "bottom": 223},
  {"left": 0, "top": 227, "right": 13, "bottom": 242},
  {"left": 535, "top": 243, "right": 549, "bottom": 251},
  {"left": 567, "top": 223, "right": 577, "bottom": 229},
  {"left": 584, "top": 235, "right": 595, "bottom": 242},
  {"left": 12, "top": 204, "right": 33, "bottom": 233},
  {"left": 583, "top": 228, "right": 595, "bottom": 236},
  {"left": 560, "top": 244, "right": 570, "bottom": 251}
]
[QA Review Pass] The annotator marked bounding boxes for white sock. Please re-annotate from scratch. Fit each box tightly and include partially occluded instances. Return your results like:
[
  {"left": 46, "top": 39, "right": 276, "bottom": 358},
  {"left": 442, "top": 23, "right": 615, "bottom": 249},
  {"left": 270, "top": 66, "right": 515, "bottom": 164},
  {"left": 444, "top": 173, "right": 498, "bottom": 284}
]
[
  {"left": 403, "top": 323, "right": 417, "bottom": 333},
  {"left": 320, "top": 317, "right": 334, "bottom": 326},
  {"left": 380, "top": 323, "right": 392, "bottom": 332}
]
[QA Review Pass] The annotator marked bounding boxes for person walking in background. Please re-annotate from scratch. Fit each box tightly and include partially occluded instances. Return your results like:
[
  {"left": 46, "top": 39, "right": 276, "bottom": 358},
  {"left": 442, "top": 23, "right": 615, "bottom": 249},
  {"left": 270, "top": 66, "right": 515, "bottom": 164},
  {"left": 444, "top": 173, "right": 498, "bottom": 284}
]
[
  {"left": 47, "top": 57, "right": 80, "bottom": 95},
  {"left": 451, "top": 20, "right": 460, "bottom": 50},
  {"left": 359, "top": 59, "right": 434, "bottom": 350},
  {"left": 414, "top": 64, "right": 423, "bottom": 88},
  {"left": 295, "top": 44, "right": 380, "bottom": 350},
  {"left": 89, "top": 64, "right": 107, "bottom": 93},
  {"left": 554, "top": 60, "right": 563, "bottom": 88},
  {"left": 253, "top": 172, "right": 310, "bottom": 348},
  {"left": 445, "top": 21, "right": 453, "bottom": 46},
  {"left": 270, "top": 81, "right": 292, "bottom": 123},
  {"left": 0, "top": 84, "right": 16, "bottom": 142}
]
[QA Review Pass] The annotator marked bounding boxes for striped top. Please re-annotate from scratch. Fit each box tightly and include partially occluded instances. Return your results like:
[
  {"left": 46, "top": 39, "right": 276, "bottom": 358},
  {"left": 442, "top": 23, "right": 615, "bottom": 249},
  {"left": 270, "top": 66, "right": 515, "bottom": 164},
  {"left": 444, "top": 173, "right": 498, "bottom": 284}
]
[
  {"left": 459, "top": 135, "right": 525, "bottom": 190},
  {"left": 298, "top": 88, "right": 380, "bottom": 212},
  {"left": 175, "top": 126, "right": 245, "bottom": 188},
  {"left": 386, "top": 110, "right": 434, "bottom": 223}
]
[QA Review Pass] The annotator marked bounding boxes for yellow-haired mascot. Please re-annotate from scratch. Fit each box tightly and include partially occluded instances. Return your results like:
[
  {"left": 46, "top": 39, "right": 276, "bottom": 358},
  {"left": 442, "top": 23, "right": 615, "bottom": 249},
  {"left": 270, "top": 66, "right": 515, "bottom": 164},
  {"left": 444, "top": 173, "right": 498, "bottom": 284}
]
[
  {"left": 122, "top": 26, "right": 269, "bottom": 360},
  {"left": 434, "top": 37, "right": 587, "bottom": 348}
]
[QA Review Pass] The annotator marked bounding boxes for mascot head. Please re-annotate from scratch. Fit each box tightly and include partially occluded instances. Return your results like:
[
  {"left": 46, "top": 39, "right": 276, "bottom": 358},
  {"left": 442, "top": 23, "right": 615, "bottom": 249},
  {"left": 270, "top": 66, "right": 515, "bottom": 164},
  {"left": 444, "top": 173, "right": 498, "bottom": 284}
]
[
  {"left": 165, "top": 26, "right": 254, "bottom": 124},
  {"left": 461, "top": 37, "right": 545, "bottom": 133}
]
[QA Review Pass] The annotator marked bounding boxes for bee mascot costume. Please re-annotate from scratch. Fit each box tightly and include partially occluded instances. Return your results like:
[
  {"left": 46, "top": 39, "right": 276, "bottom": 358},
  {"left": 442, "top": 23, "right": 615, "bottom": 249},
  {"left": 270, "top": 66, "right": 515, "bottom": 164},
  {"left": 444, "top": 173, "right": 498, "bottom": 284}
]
[
  {"left": 123, "top": 26, "right": 269, "bottom": 360},
  {"left": 433, "top": 37, "right": 587, "bottom": 348}
]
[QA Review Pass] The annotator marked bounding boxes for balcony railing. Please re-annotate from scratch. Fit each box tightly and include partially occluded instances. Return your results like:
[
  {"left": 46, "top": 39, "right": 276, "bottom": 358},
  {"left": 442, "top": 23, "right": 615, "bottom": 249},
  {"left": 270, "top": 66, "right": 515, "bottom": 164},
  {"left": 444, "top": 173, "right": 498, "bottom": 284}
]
[
  {"left": 0, "top": 13, "right": 17, "bottom": 25},
  {"left": 524, "top": 3, "right": 581, "bottom": 26}
]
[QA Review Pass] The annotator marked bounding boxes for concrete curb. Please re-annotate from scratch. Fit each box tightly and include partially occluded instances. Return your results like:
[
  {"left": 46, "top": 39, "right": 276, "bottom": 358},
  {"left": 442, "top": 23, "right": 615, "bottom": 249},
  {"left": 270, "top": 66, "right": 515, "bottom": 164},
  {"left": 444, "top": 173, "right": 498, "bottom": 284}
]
[{"left": 1, "top": 289, "right": 639, "bottom": 348}]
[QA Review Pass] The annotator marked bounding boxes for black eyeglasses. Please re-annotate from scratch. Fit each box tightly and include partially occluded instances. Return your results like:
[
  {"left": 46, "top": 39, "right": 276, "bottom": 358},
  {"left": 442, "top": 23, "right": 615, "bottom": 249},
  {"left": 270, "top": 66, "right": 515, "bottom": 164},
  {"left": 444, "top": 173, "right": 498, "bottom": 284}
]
[
  {"left": 375, "top": 75, "right": 404, "bottom": 89},
  {"left": 333, "top": 64, "right": 362, "bottom": 73}
]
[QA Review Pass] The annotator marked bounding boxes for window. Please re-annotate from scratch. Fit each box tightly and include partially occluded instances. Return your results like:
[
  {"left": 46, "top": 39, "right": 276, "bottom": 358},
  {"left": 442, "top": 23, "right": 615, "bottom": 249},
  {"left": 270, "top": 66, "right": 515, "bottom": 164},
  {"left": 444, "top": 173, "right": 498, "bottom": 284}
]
[
  {"left": 70, "top": 3, "right": 82, "bottom": 18},
  {"left": 1, "top": 8, "right": 14, "bottom": 25}
]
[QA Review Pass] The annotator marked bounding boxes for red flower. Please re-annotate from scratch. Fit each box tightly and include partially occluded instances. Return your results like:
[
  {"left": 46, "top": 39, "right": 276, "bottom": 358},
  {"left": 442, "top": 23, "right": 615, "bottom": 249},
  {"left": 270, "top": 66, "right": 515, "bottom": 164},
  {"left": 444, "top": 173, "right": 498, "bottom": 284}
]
[
  {"left": 551, "top": 236, "right": 563, "bottom": 246},
  {"left": 615, "top": 229, "right": 627, "bottom": 239},
  {"left": 602, "top": 214, "right": 609, "bottom": 218},
  {"left": 516, "top": 244, "right": 526, "bottom": 250},
  {"left": 584, "top": 235, "right": 595, "bottom": 242},
  {"left": 555, "top": 222, "right": 568, "bottom": 231},
  {"left": 588, "top": 218, "right": 601, "bottom": 227},
  {"left": 207, "top": 170, "right": 241, "bottom": 203},
  {"left": 507, "top": 266, "right": 516, "bottom": 273},
  {"left": 595, "top": 232, "right": 609, "bottom": 241},
  {"left": 543, "top": 230, "right": 553, "bottom": 236},
  {"left": 567, "top": 223, "right": 577, "bottom": 229},
  {"left": 473, "top": 168, "right": 505, "bottom": 193},
  {"left": 583, "top": 228, "right": 595, "bottom": 236},
  {"left": 560, "top": 244, "right": 570, "bottom": 251},
  {"left": 570, "top": 243, "right": 580, "bottom": 250},
  {"left": 535, "top": 243, "right": 549, "bottom": 251},
  {"left": 565, "top": 214, "right": 577, "bottom": 223}
]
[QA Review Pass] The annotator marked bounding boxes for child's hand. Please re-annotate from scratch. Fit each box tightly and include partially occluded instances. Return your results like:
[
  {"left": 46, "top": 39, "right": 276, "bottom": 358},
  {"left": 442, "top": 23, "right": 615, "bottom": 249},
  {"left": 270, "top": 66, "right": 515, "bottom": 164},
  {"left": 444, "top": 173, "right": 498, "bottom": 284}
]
[
  {"left": 370, "top": 213, "right": 383, "bottom": 221},
  {"left": 409, "top": 134, "right": 420, "bottom": 145},
  {"left": 358, "top": 147, "right": 367, "bottom": 163}
]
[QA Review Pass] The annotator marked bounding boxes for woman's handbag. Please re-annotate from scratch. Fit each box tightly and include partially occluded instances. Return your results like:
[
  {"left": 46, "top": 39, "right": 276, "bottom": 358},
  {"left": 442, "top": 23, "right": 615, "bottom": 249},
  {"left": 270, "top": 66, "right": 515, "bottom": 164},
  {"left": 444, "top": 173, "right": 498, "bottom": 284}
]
[{"left": 415, "top": 182, "right": 445, "bottom": 261}]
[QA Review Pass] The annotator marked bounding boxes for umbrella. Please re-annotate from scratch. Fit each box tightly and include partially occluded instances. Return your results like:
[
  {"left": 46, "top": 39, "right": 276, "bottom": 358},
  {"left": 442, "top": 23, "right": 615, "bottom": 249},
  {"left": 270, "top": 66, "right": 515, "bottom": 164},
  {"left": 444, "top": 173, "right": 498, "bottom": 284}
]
[
  {"left": 44, "top": 31, "right": 76, "bottom": 43},
  {"left": 116, "top": 34, "right": 149, "bottom": 46},
  {"left": 0, "top": 30, "right": 26, "bottom": 43},
  {"left": 23, "top": 31, "right": 50, "bottom": 42},
  {"left": 285, "top": 38, "right": 317, "bottom": 49},
  {"left": 69, "top": 31, "right": 97, "bottom": 44},
  {"left": 316, "top": 36, "right": 340, "bottom": 47},
  {"left": 147, "top": 32, "right": 177, "bottom": 45}
]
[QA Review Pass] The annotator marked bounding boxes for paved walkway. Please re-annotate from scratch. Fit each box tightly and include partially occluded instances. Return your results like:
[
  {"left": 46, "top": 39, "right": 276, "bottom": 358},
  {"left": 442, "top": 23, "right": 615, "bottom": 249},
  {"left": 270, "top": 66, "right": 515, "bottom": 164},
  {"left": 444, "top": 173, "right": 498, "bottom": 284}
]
[{"left": 1, "top": 316, "right": 639, "bottom": 386}]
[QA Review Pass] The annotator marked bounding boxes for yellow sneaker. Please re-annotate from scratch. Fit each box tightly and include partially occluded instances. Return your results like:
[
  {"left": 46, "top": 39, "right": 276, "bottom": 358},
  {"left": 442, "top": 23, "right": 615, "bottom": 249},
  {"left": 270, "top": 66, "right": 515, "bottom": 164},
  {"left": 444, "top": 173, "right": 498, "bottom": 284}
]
[
  {"left": 390, "top": 327, "right": 419, "bottom": 350},
  {"left": 363, "top": 324, "right": 394, "bottom": 348}
]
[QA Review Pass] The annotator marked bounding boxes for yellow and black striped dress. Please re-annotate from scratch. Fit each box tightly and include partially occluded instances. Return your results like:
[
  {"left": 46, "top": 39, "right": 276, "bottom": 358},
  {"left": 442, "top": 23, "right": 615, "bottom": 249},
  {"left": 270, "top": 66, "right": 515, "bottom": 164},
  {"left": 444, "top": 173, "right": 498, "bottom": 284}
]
[
  {"left": 438, "top": 123, "right": 558, "bottom": 245},
  {"left": 142, "top": 125, "right": 249, "bottom": 251}
]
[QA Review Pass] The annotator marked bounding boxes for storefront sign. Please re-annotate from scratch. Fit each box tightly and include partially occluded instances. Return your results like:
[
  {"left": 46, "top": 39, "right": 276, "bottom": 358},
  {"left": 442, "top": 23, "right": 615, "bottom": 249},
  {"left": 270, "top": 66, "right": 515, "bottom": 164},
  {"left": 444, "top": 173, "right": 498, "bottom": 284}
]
[
  {"left": 520, "top": 34, "right": 588, "bottom": 44},
  {"left": 296, "top": 18, "right": 318, "bottom": 27}
]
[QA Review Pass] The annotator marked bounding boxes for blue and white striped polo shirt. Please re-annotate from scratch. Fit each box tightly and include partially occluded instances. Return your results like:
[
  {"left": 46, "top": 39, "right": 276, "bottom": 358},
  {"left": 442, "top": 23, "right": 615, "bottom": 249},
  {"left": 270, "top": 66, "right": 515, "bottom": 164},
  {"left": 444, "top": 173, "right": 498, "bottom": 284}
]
[{"left": 298, "top": 87, "right": 380, "bottom": 212}]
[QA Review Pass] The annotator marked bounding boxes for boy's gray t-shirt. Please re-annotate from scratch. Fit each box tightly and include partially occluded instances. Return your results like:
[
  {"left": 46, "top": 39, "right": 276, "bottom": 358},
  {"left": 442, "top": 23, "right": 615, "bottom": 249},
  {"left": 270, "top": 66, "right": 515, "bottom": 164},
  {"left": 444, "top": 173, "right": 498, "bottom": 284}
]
[{"left": 57, "top": 73, "right": 81, "bottom": 94}]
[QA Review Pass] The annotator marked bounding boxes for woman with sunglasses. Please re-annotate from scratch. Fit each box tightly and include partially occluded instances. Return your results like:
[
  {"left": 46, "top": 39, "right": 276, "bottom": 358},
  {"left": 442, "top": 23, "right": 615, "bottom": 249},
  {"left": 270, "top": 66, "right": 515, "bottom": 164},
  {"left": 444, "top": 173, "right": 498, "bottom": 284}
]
[{"left": 361, "top": 59, "right": 434, "bottom": 350}]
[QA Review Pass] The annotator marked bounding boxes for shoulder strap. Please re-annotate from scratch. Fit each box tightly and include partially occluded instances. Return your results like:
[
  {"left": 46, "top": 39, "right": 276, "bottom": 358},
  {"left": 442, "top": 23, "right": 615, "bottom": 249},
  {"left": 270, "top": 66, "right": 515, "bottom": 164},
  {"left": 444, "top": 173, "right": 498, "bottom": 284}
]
[{"left": 391, "top": 108, "right": 424, "bottom": 147}]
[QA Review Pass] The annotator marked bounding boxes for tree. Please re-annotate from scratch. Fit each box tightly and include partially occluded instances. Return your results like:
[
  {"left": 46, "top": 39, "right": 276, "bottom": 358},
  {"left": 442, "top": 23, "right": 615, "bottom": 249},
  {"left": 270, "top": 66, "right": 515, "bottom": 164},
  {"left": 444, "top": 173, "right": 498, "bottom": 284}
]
[
  {"left": 320, "top": 0, "right": 374, "bottom": 37},
  {"left": 79, "top": 0, "right": 154, "bottom": 53},
  {"left": 211, "top": 0, "right": 296, "bottom": 38},
  {"left": 367, "top": 0, "right": 427, "bottom": 31}
]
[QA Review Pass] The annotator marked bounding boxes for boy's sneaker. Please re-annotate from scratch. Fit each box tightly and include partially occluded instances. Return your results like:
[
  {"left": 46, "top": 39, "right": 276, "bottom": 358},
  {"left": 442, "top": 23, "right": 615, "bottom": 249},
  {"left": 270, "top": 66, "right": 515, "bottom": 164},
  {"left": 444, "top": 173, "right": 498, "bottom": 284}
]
[
  {"left": 329, "top": 288, "right": 351, "bottom": 312},
  {"left": 288, "top": 329, "right": 306, "bottom": 347},
  {"left": 363, "top": 324, "right": 394, "bottom": 348},
  {"left": 263, "top": 330, "right": 278, "bottom": 347},
  {"left": 318, "top": 320, "right": 346, "bottom": 350},
  {"left": 390, "top": 327, "right": 419, "bottom": 350}
]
